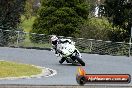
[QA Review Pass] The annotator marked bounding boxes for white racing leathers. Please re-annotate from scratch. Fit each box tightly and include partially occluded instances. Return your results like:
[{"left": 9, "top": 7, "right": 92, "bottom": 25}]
[{"left": 54, "top": 39, "right": 85, "bottom": 66}]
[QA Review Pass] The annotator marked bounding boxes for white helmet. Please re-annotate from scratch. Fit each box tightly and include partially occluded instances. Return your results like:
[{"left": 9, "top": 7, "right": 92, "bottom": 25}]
[{"left": 51, "top": 35, "right": 58, "bottom": 41}]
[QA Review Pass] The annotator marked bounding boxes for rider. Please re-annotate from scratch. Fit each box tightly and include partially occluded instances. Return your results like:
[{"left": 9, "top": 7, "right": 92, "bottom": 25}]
[
  {"left": 51, "top": 35, "right": 80, "bottom": 64},
  {"left": 50, "top": 35, "right": 65, "bottom": 63},
  {"left": 50, "top": 35, "right": 59, "bottom": 54}
]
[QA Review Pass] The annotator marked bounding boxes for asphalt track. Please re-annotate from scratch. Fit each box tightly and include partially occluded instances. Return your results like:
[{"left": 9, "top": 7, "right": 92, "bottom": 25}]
[{"left": 0, "top": 47, "right": 132, "bottom": 86}]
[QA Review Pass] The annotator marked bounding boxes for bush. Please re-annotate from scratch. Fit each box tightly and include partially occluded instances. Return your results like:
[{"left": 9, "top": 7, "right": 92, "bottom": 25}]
[{"left": 76, "top": 17, "right": 127, "bottom": 42}]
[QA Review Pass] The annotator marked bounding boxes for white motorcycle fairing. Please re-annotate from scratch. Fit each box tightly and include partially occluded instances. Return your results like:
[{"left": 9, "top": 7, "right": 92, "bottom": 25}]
[
  {"left": 55, "top": 39, "right": 85, "bottom": 66},
  {"left": 57, "top": 42, "right": 76, "bottom": 57}
]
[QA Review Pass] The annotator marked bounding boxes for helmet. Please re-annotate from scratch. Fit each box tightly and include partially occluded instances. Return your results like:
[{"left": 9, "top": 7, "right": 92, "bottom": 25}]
[{"left": 51, "top": 35, "right": 58, "bottom": 42}]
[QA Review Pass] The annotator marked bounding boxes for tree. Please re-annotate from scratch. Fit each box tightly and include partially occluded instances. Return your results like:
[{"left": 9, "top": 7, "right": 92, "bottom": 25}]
[
  {"left": 99, "top": 0, "right": 132, "bottom": 41},
  {"left": 0, "top": 0, "right": 26, "bottom": 46},
  {"left": 24, "top": 0, "right": 34, "bottom": 19},
  {"left": 31, "top": 0, "right": 90, "bottom": 37},
  {"left": 75, "top": 17, "right": 126, "bottom": 42}
]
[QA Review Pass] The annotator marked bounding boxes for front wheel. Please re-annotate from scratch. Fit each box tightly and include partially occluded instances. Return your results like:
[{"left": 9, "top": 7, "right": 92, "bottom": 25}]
[{"left": 75, "top": 56, "right": 85, "bottom": 66}]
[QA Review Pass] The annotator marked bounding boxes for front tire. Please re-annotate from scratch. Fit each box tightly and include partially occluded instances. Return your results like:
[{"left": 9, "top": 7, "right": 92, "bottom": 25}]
[{"left": 75, "top": 56, "right": 85, "bottom": 66}]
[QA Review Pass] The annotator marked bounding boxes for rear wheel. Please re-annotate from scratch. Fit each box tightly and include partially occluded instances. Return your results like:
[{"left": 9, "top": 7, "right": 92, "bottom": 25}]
[{"left": 75, "top": 56, "right": 85, "bottom": 66}]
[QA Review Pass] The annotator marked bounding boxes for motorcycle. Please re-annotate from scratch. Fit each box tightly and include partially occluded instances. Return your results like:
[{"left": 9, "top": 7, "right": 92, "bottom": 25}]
[{"left": 54, "top": 39, "right": 85, "bottom": 66}]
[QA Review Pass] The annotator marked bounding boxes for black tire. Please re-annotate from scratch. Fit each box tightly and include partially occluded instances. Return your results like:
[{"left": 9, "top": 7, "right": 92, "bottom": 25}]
[{"left": 75, "top": 56, "right": 85, "bottom": 66}]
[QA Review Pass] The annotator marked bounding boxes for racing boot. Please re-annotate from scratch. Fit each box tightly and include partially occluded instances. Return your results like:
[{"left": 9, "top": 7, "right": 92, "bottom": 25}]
[
  {"left": 59, "top": 57, "right": 65, "bottom": 64},
  {"left": 55, "top": 50, "right": 58, "bottom": 54}
]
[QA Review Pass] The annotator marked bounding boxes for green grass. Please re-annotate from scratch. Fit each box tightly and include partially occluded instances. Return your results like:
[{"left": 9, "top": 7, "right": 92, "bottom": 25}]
[
  {"left": 20, "top": 16, "right": 52, "bottom": 48},
  {"left": 18, "top": 34, "right": 51, "bottom": 48},
  {"left": 0, "top": 61, "right": 42, "bottom": 78},
  {"left": 21, "top": 16, "right": 36, "bottom": 32},
  {"left": 19, "top": 41, "right": 51, "bottom": 48}
]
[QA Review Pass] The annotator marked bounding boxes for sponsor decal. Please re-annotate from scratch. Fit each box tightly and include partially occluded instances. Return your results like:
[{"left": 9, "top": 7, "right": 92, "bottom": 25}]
[{"left": 76, "top": 67, "right": 131, "bottom": 85}]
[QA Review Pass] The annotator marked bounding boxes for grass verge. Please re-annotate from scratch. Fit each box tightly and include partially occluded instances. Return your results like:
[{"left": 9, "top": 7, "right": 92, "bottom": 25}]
[
  {"left": 0, "top": 61, "right": 42, "bottom": 78},
  {"left": 21, "top": 16, "right": 36, "bottom": 32}
]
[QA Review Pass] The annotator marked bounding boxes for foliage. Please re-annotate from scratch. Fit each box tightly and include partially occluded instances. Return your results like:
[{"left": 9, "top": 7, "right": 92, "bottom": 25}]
[
  {"left": 87, "top": 0, "right": 105, "bottom": 13},
  {"left": 0, "top": 0, "right": 26, "bottom": 46},
  {"left": 21, "top": 15, "right": 36, "bottom": 32},
  {"left": 99, "top": 0, "right": 132, "bottom": 41},
  {"left": 31, "top": 0, "right": 90, "bottom": 38},
  {"left": 75, "top": 17, "right": 127, "bottom": 42},
  {"left": 24, "top": 0, "right": 34, "bottom": 19},
  {"left": 0, "top": 0, "right": 26, "bottom": 29}
]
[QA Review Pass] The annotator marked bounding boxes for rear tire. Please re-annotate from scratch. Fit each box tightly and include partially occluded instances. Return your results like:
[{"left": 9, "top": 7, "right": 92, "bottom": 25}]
[{"left": 75, "top": 56, "right": 85, "bottom": 66}]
